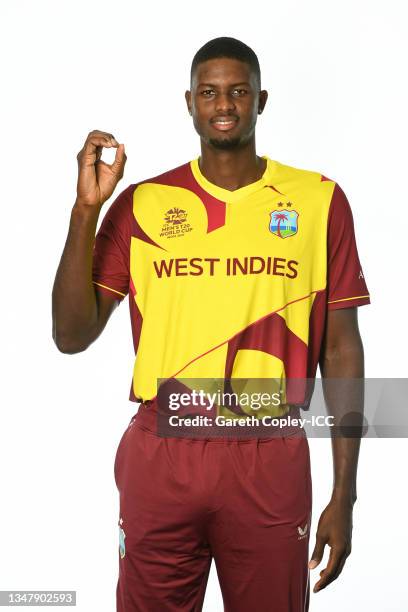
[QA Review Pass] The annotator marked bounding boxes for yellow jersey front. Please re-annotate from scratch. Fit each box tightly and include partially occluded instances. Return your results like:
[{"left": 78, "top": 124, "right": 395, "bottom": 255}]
[{"left": 92, "top": 155, "right": 370, "bottom": 404}]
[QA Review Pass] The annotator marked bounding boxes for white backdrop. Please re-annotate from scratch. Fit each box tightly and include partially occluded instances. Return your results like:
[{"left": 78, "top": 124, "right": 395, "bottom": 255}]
[{"left": 1, "top": 0, "right": 407, "bottom": 610}]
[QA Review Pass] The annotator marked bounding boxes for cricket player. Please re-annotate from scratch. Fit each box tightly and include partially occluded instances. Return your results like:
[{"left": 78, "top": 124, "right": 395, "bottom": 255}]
[{"left": 52, "top": 36, "right": 370, "bottom": 611}]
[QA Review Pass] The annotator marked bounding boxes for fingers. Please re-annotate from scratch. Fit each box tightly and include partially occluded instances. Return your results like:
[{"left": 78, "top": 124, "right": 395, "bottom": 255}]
[
  {"left": 77, "top": 130, "right": 120, "bottom": 166},
  {"left": 309, "top": 534, "right": 326, "bottom": 569},
  {"left": 110, "top": 143, "right": 127, "bottom": 178},
  {"left": 312, "top": 544, "right": 351, "bottom": 593},
  {"left": 76, "top": 130, "right": 125, "bottom": 207}
]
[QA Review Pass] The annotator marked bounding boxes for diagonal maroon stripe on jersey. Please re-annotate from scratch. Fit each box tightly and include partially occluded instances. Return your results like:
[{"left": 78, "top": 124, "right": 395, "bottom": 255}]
[
  {"left": 143, "top": 290, "right": 325, "bottom": 404},
  {"left": 225, "top": 311, "right": 308, "bottom": 380}
]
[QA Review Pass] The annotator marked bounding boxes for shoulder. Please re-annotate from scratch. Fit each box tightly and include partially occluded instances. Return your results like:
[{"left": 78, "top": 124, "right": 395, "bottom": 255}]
[
  {"left": 99, "top": 183, "right": 137, "bottom": 232},
  {"left": 273, "top": 159, "right": 353, "bottom": 212},
  {"left": 134, "top": 159, "right": 193, "bottom": 189},
  {"left": 272, "top": 158, "right": 338, "bottom": 188},
  {"left": 104, "top": 160, "right": 193, "bottom": 224},
  {"left": 107, "top": 183, "right": 138, "bottom": 211}
]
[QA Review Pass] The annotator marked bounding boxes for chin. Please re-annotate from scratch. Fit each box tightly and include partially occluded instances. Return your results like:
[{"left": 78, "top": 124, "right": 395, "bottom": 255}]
[{"left": 208, "top": 136, "right": 242, "bottom": 150}]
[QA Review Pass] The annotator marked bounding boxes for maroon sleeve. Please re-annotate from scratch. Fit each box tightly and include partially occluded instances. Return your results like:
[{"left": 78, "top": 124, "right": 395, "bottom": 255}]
[
  {"left": 92, "top": 184, "right": 135, "bottom": 302},
  {"left": 326, "top": 183, "right": 371, "bottom": 310}
]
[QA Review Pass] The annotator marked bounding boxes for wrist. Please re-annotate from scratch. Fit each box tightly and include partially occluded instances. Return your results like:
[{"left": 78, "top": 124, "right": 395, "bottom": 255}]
[
  {"left": 72, "top": 199, "right": 103, "bottom": 219},
  {"left": 70, "top": 200, "right": 103, "bottom": 238},
  {"left": 331, "top": 487, "right": 357, "bottom": 507}
]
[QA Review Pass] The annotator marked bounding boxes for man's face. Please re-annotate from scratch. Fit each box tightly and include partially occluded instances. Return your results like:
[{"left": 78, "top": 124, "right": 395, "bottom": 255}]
[{"left": 185, "top": 58, "right": 267, "bottom": 150}]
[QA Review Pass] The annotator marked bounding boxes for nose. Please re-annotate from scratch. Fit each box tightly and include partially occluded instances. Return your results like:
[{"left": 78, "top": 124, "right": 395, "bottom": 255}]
[{"left": 215, "top": 93, "right": 236, "bottom": 113}]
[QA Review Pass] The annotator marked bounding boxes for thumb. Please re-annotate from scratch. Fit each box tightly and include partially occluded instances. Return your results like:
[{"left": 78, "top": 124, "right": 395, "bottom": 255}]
[
  {"left": 111, "top": 143, "right": 127, "bottom": 176},
  {"left": 309, "top": 536, "right": 326, "bottom": 569}
]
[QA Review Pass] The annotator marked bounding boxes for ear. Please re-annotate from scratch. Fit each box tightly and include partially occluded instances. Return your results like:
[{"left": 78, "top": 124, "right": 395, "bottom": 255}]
[
  {"left": 258, "top": 89, "right": 268, "bottom": 114},
  {"left": 185, "top": 90, "right": 192, "bottom": 115}
]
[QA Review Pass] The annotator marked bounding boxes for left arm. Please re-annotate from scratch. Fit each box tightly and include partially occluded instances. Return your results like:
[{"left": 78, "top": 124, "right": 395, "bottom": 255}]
[{"left": 309, "top": 306, "right": 365, "bottom": 592}]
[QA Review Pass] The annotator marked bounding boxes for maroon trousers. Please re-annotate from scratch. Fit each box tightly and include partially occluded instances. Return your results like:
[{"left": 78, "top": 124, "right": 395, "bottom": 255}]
[{"left": 114, "top": 411, "right": 312, "bottom": 611}]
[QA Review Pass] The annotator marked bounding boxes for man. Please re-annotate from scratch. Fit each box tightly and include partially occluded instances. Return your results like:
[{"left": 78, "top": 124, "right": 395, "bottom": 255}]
[{"left": 52, "top": 36, "right": 370, "bottom": 611}]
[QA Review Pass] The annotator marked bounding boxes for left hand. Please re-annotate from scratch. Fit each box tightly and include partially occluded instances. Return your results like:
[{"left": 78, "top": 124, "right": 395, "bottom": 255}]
[{"left": 308, "top": 497, "right": 354, "bottom": 593}]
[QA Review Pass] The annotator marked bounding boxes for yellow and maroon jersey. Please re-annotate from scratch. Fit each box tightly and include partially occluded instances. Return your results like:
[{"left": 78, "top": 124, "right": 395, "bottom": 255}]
[{"left": 92, "top": 155, "right": 371, "bottom": 404}]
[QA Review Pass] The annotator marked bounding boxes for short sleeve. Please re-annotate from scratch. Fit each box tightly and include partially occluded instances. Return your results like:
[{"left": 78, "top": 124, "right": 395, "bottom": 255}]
[
  {"left": 326, "top": 183, "right": 371, "bottom": 310},
  {"left": 92, "top": 184, "right": 134, "bottom": 302}
]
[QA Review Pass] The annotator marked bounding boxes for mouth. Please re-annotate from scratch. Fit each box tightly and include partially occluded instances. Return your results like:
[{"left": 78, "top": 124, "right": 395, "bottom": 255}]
[{"left": 210, "top": 117, "right": 239, "bottom": 132}]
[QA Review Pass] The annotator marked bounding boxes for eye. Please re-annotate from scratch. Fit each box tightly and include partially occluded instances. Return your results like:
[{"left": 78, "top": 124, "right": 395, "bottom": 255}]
[
  {"left": 232, "top": 89, "right": 247, "bottom": 96},
  {"left": 201, "top": 89, "right": 215, "bottom": 96}
]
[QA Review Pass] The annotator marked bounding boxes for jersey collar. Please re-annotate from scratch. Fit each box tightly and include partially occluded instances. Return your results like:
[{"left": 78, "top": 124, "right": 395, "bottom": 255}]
[{"left": 190, "top": 155, "right": 276, "bottom": 203}]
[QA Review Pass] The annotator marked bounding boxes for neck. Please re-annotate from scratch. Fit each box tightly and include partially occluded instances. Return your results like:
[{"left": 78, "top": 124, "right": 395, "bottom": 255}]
[{"left": 198, "top": 141, "right": 266, "bottom": 191}]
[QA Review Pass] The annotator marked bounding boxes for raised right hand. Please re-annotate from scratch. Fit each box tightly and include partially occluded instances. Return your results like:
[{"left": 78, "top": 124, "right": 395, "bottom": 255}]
[{"left": 76, "top": 130, "right": 127, "bottom": 208}]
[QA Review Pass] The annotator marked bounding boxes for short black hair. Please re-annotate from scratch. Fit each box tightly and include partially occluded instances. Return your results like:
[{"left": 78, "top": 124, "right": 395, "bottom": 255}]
[{"left": 190, "top": 36, "right": 261, "bottom": 89}]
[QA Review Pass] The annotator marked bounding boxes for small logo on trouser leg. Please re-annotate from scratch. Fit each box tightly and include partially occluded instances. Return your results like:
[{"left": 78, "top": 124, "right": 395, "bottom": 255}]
[
  {"left": 119, "top": 517, "right": 126, "bottom": 558},
  {"left": 297, "top": 523, "right": 308, "bottom": 540}
]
